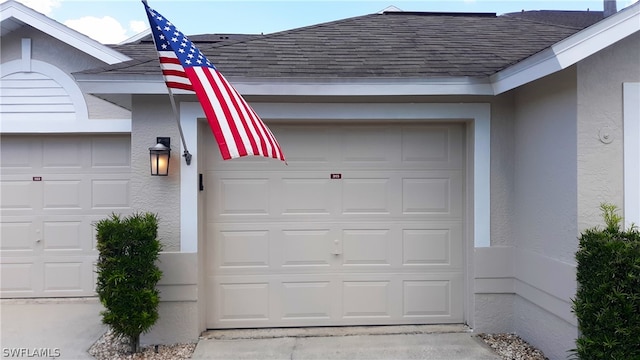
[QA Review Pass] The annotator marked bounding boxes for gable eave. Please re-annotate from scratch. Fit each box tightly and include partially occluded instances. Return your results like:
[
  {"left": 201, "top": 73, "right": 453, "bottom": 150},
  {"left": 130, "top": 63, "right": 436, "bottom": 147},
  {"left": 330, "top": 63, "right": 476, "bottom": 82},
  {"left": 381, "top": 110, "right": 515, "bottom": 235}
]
[
  {"left": 0, "top": 0, "right": 131, "bottom": 65},
  {"left": 491, "top": 1, "right": 640, "bottom": 94}
]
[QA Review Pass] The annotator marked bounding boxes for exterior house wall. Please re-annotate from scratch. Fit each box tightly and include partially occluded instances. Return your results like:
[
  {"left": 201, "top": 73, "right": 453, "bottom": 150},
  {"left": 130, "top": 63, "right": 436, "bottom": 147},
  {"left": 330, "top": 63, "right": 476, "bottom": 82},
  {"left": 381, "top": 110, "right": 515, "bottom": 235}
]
[
  {"left": 474, "top": 92, "right": 516, "bottom": 334},
  {"left": 130, "top": 95, "right": 183, "bottom": 251},
  {"left": 512, "top": 67, "right": 579, "bottom": 359},
  {"left": 577, "top": 31, "right": 640, "bottom": 230},
  {"left": 131, "top": 95, "right": 201, "bottom": 345},
  {"left": 133, "top": 93, "right": 518, "bottom": 340}
]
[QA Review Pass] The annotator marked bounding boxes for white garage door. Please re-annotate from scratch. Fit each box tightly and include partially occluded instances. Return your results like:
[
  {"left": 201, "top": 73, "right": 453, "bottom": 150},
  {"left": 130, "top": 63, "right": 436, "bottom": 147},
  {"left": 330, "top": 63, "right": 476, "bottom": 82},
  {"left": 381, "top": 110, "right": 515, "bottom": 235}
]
[
  {"left": 204, "top": 123, "right": 465, "bottom": 328},
  {"left": 0, "top": 135, "right": 131, "bottom": 298}
]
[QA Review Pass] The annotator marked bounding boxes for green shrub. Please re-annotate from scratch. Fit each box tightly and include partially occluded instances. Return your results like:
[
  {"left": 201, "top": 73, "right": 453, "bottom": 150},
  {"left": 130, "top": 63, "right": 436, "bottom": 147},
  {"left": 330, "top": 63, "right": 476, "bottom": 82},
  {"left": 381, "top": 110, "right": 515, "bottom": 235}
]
[
  {"left": 95, "top": 212, "right": 163, "bottom": 353},
  {"left": 572, "top": 204, "right": 640, "bottom": 359}
]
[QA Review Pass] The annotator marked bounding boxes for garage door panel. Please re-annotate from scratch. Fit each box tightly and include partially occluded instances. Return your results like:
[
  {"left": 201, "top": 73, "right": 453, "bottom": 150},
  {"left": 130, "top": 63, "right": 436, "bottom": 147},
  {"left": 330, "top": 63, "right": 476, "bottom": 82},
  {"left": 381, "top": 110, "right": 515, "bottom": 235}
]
[
  {"left": 41, "top": 257, "right": 97, "bottom": 296},
  {"left": 0, "top": 135, "right": 131, "bottom": 298},
  {"left": 403, "top": 280, "right": 451, "bottom": 317},
  {"left": 276, "top": 126, "right": 335, "bottom": 165},
  {"left": 341, "top": 126, "right": 401, "bottom": 165},
  {"left": 401, "top": 171, "right": 463, "bottom": 218},
  {"left": 342, "top": 229, "right": 392, "bottom": 266},
  {"left": 281, "top": 281, "right": 332, "bottom": 320},
  {"left": 217, "top": 178, "right": 270, "bottom": 216},
  {"left": 282, "top": 229, "right": 333, "bottom": 267},
  {"left": 402, "top": 223, "right": 463, "bottom": 267},
  {"left": 42, "top": 138, "right": 85, "bottom": 169},
  {"left": 209, "top": 273, "right": 462, "bottom": 327},
  {"left": 342, "top": 178, "right": 392, "bottom": 214},
  {"left": 0, "top": 179, "right": 38, "bottom": 211},
  {"left": 42, "top": 221, "right": 84, "bottom": 251},
  {"left": 91, "top": 178, "right": 130, "bottom": 209},
  {"left": 91, "top": 137, "right": 131, "bottom": 168},
  {"left": 217, "top": 230, "right": 270, "bottom": 268},
  {"left": 0, "top": 261, "right": 36, "bottom": 294},
  {"left": 281, "top": 177, "right": 333, "bottom": 215},
  {"left": 0, "top": 137, "right": 40, "bottom": 169},
  {"left": 206, "top": 123, "right": 465, "bottom": 328},
  {"left": 0, "top": 220, "right": 36, "bottom": 251},
  {"left": 208, "top": 223, "right": 272, "bottom": 274},
  {"left": 343, "top": 281, "right": 391, "bottom": 318},
  {"left": 402, "top": 276, "right": 464, "bottom": 321},
  {"left": 43, "top": 179, "right": 83, "bottom": 210},
  {"left": 43, "top": 262, "right": 83, "bottom": 292},
  {"left": 217, "top": 282, "right": 270, "bottom": 321},
  {"left": 401, "top": 125, "right": 463, "bottom": 169}
]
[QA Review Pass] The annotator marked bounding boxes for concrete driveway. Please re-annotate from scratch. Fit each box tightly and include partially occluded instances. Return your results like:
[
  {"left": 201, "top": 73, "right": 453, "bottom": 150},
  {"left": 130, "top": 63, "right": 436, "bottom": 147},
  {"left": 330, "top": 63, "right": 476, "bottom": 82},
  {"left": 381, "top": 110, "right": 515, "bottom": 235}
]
[
  {"left": 0, "top": 298, "right": 105, "bottom": 359},
  {"left": 0, "top": 299, "right": 500, "bottom": 360},
  {"left": 193, "top": 326, "right": 501, "bottom": 360}
]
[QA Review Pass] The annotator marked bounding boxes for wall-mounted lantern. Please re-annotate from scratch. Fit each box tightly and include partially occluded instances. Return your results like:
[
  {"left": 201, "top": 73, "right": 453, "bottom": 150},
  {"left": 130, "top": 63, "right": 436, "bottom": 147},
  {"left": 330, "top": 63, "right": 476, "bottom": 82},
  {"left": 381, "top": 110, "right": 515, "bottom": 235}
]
[{"left": 149, "top": 137, "right": 171, "bottom": 176}]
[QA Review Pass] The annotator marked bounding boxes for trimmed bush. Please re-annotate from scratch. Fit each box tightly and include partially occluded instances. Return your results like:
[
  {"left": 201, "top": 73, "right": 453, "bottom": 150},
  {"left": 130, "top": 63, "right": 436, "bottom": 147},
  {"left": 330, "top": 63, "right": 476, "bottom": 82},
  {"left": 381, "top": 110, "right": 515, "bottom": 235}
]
[
  {"left": 95, "top": 212, "right": 163, "bottom": 353},
  {"left": 572, "top": 204, "right": 640, "bottom": 359}
]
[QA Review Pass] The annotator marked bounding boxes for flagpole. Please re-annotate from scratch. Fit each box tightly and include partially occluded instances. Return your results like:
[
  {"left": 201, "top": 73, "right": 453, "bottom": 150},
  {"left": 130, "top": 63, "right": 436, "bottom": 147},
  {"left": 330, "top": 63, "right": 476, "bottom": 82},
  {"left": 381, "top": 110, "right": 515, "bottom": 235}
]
[
  {"left": 143, "top": 0, "right": 192, "bottom": 165},
  {"left": 167, "top": 87, "right": 193, "bottom": 165}
]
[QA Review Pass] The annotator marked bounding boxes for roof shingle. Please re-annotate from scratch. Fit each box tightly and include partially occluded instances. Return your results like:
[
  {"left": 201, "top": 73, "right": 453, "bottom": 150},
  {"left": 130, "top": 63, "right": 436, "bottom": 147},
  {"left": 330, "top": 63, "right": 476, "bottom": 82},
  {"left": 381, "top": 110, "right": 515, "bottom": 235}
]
[{"left": 86, "top": 11, "right": 588, "bottom": 79}]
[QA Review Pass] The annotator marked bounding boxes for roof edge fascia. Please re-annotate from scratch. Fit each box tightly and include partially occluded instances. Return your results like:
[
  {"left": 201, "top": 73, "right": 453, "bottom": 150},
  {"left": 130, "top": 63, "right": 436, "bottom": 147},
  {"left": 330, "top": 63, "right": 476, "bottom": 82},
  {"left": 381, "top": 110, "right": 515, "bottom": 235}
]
[
  {"left": 0, "top": 0, "right": 131, "bottom": 65},
  {"left": 75, "top": 76, "right": 495, "bottom": 96},
  {"left": 491, "top": 2, "right": 640, "bottom": 94}
]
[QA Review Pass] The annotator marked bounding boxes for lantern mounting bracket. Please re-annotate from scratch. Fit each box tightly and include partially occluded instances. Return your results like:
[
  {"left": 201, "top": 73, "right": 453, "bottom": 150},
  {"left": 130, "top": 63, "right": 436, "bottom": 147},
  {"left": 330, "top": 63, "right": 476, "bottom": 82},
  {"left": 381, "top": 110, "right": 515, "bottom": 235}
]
[{"left": 157, "top": 137, "right": 170, "bottom": 149}]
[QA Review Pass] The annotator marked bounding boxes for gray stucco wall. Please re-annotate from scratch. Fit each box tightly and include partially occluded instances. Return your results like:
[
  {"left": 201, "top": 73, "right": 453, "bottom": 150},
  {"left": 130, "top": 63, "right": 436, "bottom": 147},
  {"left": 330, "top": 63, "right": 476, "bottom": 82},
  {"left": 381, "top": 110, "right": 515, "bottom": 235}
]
[
  {"left": 489, "top": 93, "right": 516, "bottom": 247},
  {"left": 131, "top": 95, "right": 182, "bottom": 251},
  {"left": 577, "top": 32, "right": 640, "bottom": 230},
  {"left": 512, "top": 67, "right": 579, "bottom": 359},
  {"left": 514, "top": 68, "right": 579, "bottom": 263}
]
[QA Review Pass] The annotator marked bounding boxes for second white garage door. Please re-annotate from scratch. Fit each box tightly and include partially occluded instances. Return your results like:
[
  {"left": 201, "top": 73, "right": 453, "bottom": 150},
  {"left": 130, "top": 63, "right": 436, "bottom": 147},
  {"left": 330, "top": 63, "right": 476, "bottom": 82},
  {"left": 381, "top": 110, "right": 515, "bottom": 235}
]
[{"left": 204, "top": 122, "right": 465, "bottom": 328}]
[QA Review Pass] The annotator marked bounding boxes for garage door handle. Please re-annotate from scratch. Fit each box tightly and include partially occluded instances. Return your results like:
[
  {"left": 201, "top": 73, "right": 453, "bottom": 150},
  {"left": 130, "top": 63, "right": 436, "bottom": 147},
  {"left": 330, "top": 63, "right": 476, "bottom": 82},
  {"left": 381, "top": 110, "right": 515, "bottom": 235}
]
[{"left": 332, "top": 239, "right": 342, "bottom": 255}]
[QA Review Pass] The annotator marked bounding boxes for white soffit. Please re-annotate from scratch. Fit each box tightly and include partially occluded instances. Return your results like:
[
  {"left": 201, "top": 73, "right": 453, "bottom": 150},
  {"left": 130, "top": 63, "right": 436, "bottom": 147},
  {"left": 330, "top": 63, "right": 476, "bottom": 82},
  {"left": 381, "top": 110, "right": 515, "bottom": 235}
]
[
  {"left": 0, "top": 0, "right": 130, "bottom": 65},
  {"left": 491, "top": 2, "right": 640, "bottom": 94}
]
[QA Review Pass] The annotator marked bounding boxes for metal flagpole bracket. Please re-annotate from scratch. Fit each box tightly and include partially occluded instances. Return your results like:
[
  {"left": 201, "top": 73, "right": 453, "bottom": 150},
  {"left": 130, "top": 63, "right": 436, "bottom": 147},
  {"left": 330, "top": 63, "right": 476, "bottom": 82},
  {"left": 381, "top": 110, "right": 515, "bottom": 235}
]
[{"left": 183, "top": 150, "right": 192, "bottom": 165}]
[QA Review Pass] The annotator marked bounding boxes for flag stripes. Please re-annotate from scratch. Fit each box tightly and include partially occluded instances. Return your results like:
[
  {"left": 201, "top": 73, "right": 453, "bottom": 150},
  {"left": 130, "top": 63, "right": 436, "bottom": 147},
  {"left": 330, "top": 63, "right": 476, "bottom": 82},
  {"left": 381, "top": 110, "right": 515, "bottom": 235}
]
[
  {"left": 144, "top": 2, "right": 285, "bottom": 162},
  {"left": 158, "top": 52, "right": 193, "bottom": 91},
  {"left": 188, "top": 67, "right": 284, "bottom": 160}
]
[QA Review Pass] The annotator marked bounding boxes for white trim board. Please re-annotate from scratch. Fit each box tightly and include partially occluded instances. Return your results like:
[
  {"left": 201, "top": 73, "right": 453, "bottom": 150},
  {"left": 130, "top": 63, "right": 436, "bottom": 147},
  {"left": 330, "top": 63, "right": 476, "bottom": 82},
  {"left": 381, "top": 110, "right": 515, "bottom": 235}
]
[
  {"left": 491, "top": 2, "right": 640, "bottom": 94},
  {"left": 624, "top": 83, "right": 640, "bottom": 228},
  {"left": 178, "top": 102, "right": 491, "bottom": 252}
]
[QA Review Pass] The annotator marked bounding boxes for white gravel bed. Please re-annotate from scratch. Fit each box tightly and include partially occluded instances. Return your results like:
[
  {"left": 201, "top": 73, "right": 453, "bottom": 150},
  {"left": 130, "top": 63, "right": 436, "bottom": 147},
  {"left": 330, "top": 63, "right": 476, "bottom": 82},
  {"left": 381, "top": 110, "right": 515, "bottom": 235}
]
[
  {"left": 479, "top": 333, "right": 548, "bottom": 360},
  {"left": 89, "top": 329, "right": 196, "bottom": 360}
]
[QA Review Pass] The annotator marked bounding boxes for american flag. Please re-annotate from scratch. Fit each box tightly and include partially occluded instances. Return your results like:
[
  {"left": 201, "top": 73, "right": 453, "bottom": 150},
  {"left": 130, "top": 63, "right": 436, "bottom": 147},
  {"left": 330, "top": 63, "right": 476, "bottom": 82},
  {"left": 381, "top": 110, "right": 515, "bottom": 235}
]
[{"left": 143, "top": 2, "right": 286, "bottom": 162}]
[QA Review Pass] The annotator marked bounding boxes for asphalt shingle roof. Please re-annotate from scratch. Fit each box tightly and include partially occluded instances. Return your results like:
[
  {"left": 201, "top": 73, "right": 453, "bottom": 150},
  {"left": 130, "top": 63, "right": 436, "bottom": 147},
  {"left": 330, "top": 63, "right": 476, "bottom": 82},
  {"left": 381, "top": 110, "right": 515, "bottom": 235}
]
[
  {"left": 84, "top": 11, "right": 588, "bottom": 79},
  {"left": 504, "top": 10, "right": 604, "bottom": 29}
]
